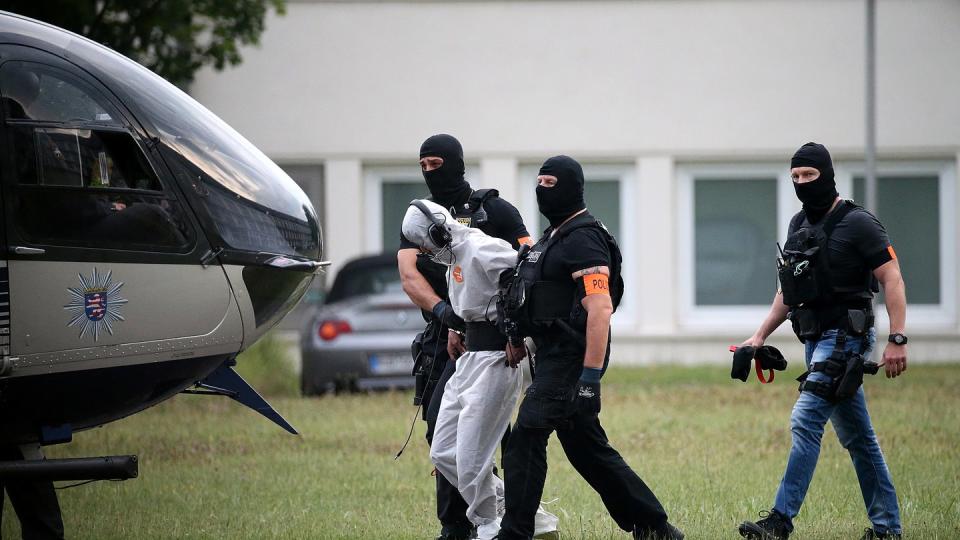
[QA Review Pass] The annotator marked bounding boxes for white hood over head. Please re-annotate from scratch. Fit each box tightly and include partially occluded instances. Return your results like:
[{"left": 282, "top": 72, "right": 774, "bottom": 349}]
[
  {"left": 401, "top": 199, "right": 468, "bottom": 254},
  {"left": 402, "top": 199, "right": 519, "bottom": 322}
]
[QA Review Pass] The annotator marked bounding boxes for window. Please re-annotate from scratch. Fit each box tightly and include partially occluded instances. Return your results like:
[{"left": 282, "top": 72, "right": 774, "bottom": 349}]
[
  {"left": 381, "top": 180, "right": 429, "bottom": 252},
  {"left": 694, "top": 178, "right": 777, "bottom": 305},
  {"left": 852, "top": 176, "right": 939, "bottom": 304},
  {"left": 679, "top": 161, "right": 956, "bottom": 331},
  {"left": 1, "top": 61, "right": 121, "bottom": 126},
  {"left": 1, "top": 61, "right": 192, "bottom": 251}
]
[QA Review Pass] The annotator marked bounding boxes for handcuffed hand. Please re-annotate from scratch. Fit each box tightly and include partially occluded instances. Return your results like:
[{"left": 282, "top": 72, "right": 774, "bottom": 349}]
[
  {"left": 505, "top": 342, "right": 526, "bottom": 368},
  {"left": 447, "top": 330, "right": 466, "bottom": 360}
]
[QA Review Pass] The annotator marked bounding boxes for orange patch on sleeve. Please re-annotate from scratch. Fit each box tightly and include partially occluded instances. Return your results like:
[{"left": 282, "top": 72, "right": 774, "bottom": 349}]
[
  {"left": 517, "top": 236, "right": 533, "bottom": 246},
  {"left": 887, "top": 245, "right": 897, "bottom": 260},
  {"left": 583, "top": 273, "right": 610, "bottom": 296},
  {"left": 453, "top": 266, "right": 463, "bottom": 283}
]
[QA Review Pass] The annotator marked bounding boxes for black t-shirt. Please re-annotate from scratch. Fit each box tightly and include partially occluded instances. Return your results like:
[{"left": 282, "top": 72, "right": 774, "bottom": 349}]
[
  {"left": 787, "top": 201, "right": 893, "bottom": 294},
  {"left": 533, "top": 212, "right": 612, "bottom": 375}
]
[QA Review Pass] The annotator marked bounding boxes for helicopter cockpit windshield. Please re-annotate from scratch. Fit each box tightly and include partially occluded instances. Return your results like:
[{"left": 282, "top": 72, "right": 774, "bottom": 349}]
[
  {"left": 1, "top": 13, "right": 321, "bottom": 262},
  {"left": 84, "top": 49, "right": 322, "bottom": 262}
]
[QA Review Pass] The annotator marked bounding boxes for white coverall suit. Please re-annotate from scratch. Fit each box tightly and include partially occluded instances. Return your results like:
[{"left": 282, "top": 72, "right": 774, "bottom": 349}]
[{"left": 402, "top": 201, "right": 556, "bottom": 538}]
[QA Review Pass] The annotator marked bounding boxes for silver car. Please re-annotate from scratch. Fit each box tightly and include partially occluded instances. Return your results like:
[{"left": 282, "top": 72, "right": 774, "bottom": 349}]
[{"left": 300, "top": 253, "right": 424, "bottom": 395}]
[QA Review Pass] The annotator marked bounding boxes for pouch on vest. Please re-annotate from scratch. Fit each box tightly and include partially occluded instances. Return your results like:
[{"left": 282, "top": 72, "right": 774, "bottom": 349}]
[
  {"left": 778, "top": 200, "right": 859, "bottom": 308},
  {"left": 452, "top": 188, "right": 499, "bottom": 228},
  {"left": 789, "top": 308, "right": 821, "bottom": 343},
  {"left": 778, "top": 228, "right": 824, "bottom": 306}
]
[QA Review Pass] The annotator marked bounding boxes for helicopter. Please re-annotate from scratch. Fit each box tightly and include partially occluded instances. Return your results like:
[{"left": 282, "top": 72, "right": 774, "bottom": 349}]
[{"left": 0, "top": 11, "right": 326, "bottom": 480}]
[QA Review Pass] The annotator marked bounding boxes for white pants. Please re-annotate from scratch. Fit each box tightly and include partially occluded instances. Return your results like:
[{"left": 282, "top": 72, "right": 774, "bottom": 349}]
[{"left": 430, "top": 350, "right": 522, "bottom": 527}]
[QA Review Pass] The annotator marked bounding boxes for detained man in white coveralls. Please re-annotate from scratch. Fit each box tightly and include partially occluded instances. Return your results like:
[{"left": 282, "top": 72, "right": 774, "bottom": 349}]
[{"left": 402, "top": 200, "right": 558, "bottom": 540}]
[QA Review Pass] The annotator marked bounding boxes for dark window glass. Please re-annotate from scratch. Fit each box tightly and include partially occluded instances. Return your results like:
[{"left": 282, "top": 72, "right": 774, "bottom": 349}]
[
  {"left": 2, "top": 62, "right": 192, "bottom": 252},
  {"left": 381, "top": 181, "right": 428, "bottom": 252},
  {"left": 695, "top": 178, "right": 778, "bottom": 305},
  {"left": 202, "top": 183, "right": 320, "bottom": 259},
  {"left": 62, "top": 35, "right": 319, "bottom": 258},
  {"left": 0, "top": 61, "right": 122, "bottom": 126},
  {"left": 13, "top": 127, "right": 161, "bottom": 190},
  {"left": 853, "top": 175, "right": 940, "bottom": 304},
  {"left": 13, "top": 187, "right": 191, "bottom": 250},
  {"left": 326, "top": 261, "right": 402, "bottom": 304}
]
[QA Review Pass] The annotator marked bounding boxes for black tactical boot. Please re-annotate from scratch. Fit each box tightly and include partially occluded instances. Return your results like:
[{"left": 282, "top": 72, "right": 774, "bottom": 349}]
[
  {"left": 859, "top": 528, "right": 902, "bottom": 540},
  {"left": 436, "top": 522, "right": 475, "bottom": 540},
  {"left": 634, "top": 521, "right": 685, "bottom": 540},
  {"left": 738, "top": 510, "right": 791, "bottom": 540}
]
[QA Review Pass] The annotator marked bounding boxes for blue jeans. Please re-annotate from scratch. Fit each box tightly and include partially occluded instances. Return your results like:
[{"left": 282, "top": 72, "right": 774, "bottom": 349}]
[{"left": 772, "top": 329, "right": 901, "bottom": 534}]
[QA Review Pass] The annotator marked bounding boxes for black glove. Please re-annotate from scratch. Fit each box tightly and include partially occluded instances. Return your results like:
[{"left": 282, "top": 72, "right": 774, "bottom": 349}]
[
  {"left": 574, "top": 380, "right": 601, "bottom": 415},
  {"left": 731, "top": 346, "right": 755, "bottom": 382},
  {"left": 431, "top": 301, "right": 465, "bottom": 333},
  {"left": 755, "top": 345, "right": 788, "bottom": 371}
]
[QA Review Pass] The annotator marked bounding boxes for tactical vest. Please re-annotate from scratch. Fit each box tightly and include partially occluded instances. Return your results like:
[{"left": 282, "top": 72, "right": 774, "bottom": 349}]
[
  {"left": 449, "top": 188, "right": 498, "bottom": 229},
  {"left": 778, "top": 200, "right": 876, "bottom": 308},
  {"left": 499, "top": 214, "right": 623, "bottom": 339}
]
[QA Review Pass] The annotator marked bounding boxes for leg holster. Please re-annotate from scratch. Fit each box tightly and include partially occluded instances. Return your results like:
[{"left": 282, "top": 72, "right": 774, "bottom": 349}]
[{"left": 796, "top": 326, "right": 869, "bottom": 403}]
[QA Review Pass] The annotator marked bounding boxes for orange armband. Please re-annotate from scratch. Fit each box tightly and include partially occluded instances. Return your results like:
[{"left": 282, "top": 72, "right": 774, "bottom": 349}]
[{"left": 583, "top": 273, "right": 610, "bottom": 296}]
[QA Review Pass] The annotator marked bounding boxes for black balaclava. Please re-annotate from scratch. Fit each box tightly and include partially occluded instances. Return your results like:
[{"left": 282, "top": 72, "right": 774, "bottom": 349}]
[
  {"left": 420, "top": 134, "right": 471, "bottom": 209},
  {"left": 536, "top": 155, "right": 586, "bottom": 228},
  {"left": 791, "top": 141, "right": 839, "bottom": 223}
]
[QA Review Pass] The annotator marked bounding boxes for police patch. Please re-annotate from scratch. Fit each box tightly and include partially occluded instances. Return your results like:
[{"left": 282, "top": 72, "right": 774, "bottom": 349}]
[{"left": 64, "top": 268, "right": 128, "bottom": 341}]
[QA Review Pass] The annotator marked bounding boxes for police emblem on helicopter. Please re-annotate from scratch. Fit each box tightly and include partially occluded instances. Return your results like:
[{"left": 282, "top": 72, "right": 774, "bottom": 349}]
[{"left": 64, "top": 268, "right": 128, "bottom": 341}]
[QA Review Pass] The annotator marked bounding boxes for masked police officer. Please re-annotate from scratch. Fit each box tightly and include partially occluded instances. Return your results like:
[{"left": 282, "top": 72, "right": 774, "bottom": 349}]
[
  {"left": 737, "top": 142, "right": 906, "bottom": 540},
  {"left": 496, "top": 156, "right": 683, "bottom": 540},
  {"left": 398, "top": 134, "right": 531, "bottom": 540}
]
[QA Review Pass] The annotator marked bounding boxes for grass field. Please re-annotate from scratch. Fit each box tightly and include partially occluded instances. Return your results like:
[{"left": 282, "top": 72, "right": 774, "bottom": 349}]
[{"left": 3, "top": 361, "right": 959, "bottom": 539}]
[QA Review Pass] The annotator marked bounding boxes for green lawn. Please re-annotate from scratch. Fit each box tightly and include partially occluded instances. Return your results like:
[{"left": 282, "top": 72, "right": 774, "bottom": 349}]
[{"left": 3, "top": 363, "right": 959, "bottom": 539}]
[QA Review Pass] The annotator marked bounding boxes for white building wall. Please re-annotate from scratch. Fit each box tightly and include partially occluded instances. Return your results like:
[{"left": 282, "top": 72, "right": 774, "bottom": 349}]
[
  {"left": 190, "top": 0, "right": 960, "bottom": 362},
  {"left": 192, "top": 0, "right": 960, "bottom": 159}
]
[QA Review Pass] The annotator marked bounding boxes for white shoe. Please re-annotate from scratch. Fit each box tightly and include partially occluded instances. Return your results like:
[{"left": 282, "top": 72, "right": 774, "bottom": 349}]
[
  {"left": 474, "top": 518, "right": 501, "bottom": 540},
  {"left": 534, "top": 505, "right": 559, "bottom": 539}
]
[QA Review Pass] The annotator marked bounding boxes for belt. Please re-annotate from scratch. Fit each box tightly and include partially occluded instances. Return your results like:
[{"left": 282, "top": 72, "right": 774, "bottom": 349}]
[{"left": 466, "top": 321, "right": 507, "bottom": 352}]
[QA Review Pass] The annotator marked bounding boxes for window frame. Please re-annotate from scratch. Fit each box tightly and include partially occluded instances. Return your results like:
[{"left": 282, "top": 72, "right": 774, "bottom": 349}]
[
  {"left": 0, "top": 58, "right": 197, "bottom": 256},
  {"left": 364, "top": 165, "right": 429, "bottom": 254},
  {"left": 678, "top": 160, "right": 957, "bottom": 333},
  {"left": 677, "top": 163, "right": 793, "bottom": 332},
  {"left": 834, "top": 160, "right": 957, "bottom": 330}
]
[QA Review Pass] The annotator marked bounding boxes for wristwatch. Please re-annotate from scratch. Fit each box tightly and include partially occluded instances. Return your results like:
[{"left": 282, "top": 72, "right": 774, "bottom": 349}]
[{"left": 888, "top": 333, "right": 908, "bottom": 346}]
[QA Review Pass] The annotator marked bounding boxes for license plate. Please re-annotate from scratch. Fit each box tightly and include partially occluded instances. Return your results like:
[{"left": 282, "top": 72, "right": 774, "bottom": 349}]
[{"left": 368, "top": 353, "right": 412, "bottom": 375}]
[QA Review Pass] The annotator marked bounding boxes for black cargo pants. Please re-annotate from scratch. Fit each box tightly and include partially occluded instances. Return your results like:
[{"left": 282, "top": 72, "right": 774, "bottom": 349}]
[
  {"left": 497, "top": 380, "right": 668, "bottom": 539},
  {"left": 0, "top": 445, "right": 64, "bottom": 540}
]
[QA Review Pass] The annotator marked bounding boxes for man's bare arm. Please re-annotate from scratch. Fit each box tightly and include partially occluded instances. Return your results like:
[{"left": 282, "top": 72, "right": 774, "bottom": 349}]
[
  {"left": 398, "top": 248, "right": 442, "bottom": 312},
  {"left": 573, "top": 266, "right": 612, "bottom": 370},
  {"left": 874, "top": 259, "right": 907, "bottom": 378},
  {"left": 742, "top": 291, "right": 790, "bottom": 347}
]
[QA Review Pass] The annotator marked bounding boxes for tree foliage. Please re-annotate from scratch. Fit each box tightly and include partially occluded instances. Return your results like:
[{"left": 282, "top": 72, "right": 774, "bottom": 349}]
[{"left": 5, "top": 0, "right": 286, "bottom": 86}]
